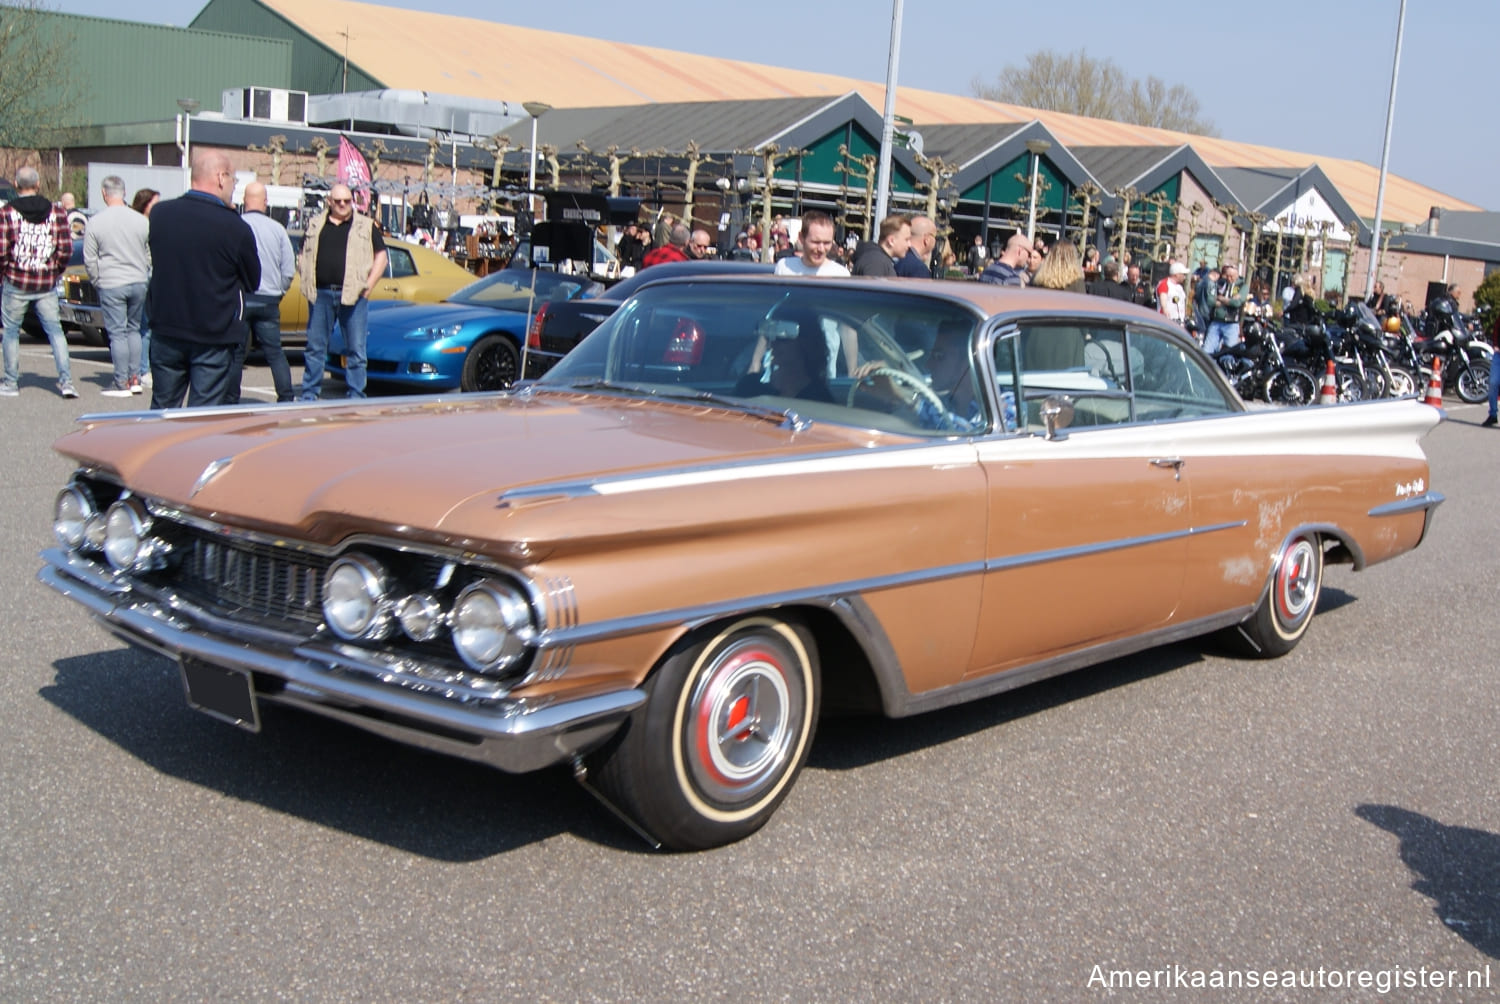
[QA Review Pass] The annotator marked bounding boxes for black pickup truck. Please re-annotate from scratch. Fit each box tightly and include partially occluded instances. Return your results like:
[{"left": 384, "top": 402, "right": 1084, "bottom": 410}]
[{"left": 522, "top": 259, "right": 771, "bottom": 378}]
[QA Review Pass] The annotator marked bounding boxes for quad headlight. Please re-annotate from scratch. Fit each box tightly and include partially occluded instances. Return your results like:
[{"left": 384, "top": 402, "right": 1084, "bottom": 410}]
[
  {"left": 103, "top": 499, "right": 153, "bottom": 571},
  {"left": 53, "top": 484, "right": 96, "bottom": 548},
  {"left": 451, "top": 579, "right": 534, "bottom": 672},
  {"left": 322, "top": 554, "right": 392, "bottom": 641}
]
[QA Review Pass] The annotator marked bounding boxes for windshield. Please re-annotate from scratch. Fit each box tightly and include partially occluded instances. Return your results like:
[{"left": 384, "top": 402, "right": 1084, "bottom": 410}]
[
  {"left": 447, "top": 269, "right": 600, "bottom": 311},
  {"left": 537, "top": 280, "right": 989, "bottom": 438}
]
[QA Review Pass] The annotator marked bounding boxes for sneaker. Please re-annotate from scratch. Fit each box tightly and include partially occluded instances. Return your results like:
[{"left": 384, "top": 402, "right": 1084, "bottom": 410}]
[
  {"left": 58, "top": 381, "right": 79, "bottom": 399},
  {"left": 0, "top": 383, "right": 17, "bottom": 398},
  {"left": 137, "top": 373, "right": 152, "bottom": 389},
  {"left": 1483, "top": 414, "right": 1498, "bottom": 428},
  {"left": 101, "top": 385, "right": 135, "bottom": 398},
  {"left": 128, "top": 377, "right": 143, "bottom": 395}
]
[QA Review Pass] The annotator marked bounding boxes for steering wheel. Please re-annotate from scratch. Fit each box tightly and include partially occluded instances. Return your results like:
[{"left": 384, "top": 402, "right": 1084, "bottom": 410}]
[{"left": 848, "top": 365, "right": 946, "bottom": 414}]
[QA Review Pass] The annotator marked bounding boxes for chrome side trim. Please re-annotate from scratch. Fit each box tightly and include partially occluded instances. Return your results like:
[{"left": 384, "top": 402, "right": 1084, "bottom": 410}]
[
  {"left": 984, "top": 521, "right": 1245, "bottom": 573},
  {"left": 1368, "top": 491, "right": 1445, "bottom": 519},
  {"left": 495, "top": 439, "right": 968, "bottom": 504},
  {"left": 539, "top": 521, "right": 1247, "bottom": 649},
  {"left": 538, "top": 559, "right": 991, "bottom": 648},
  {"left": 883, "top": 608, "right": 1255, "bottom": 718}
]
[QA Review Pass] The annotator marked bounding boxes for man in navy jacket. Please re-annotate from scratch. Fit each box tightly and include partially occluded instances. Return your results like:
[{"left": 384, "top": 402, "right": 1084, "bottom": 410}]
[{"left": 147, "top": 150, "right": 259, "bottom": 408}]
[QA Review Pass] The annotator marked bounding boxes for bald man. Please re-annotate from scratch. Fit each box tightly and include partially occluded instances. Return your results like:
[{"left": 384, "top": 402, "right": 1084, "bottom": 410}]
[
  {"left": 297, "top": 182, "right": 387, "bottom": 400},
  {"left": 234, "top": 181, "right": 297, "bottom": 402},
  {"left": 145, "top": 150, "right": 259, "bottom": 408}
]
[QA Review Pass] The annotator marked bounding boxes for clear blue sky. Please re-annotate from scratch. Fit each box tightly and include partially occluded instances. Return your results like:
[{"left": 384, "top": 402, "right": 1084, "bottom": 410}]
[{"left": 51, "top": 0, "right": 1494, "bottom": 212}]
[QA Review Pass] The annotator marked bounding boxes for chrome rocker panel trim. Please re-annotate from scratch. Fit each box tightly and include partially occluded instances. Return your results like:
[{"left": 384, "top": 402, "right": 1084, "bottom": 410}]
[{"left": 38, "top": 550, "right": 643, "bottom": 774}]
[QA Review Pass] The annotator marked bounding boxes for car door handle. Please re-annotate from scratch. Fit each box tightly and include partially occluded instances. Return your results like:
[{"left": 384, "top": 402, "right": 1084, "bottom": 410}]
[
  {"left": 1150, "top": 457, "right": 1185, "bottom": 480},
  {"left": 380, "top": 283, "right": 400, "bottom": 292}
]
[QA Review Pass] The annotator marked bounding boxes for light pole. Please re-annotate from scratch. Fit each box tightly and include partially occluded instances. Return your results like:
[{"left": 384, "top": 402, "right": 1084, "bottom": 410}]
[
  {"left": 1364, "top": 0, "right": 1407, "bottom": 298},
  {"left": 175, "top": 97, "right": 199, "bottom": 172},
  {"left": 522, "top": 101, "right": 552, "bottom": 224},
  {"left": 1024, "top": 138, "right": 1051, "bottom": 242},
  {"left": 872, "top": 0, "right": 904, "bottom": 224}
]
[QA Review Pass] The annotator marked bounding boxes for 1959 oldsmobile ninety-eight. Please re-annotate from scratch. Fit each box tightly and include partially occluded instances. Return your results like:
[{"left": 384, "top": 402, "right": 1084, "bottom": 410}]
[{"left": 39, "top": 277, "right": 1444, "bottom": 849}]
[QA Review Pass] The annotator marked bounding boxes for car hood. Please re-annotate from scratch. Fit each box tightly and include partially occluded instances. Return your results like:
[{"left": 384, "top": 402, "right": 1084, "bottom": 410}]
[
  {"left": 54, "top": 392, "right": 919, "bottom": 557},
  {"left": 367, "top": 301, "right": 527, "bottom": 332}
]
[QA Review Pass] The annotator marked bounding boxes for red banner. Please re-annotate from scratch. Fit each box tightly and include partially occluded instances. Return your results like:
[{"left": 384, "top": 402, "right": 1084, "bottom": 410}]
[{"left": 336, "top": 135, "right": 373, "bottom": 213}]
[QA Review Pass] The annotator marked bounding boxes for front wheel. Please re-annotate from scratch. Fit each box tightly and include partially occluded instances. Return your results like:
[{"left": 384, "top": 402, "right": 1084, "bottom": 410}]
[
  {"left": 1455, "top": 359, "right": 1489, "bottom": 404},
  {"left": 589, "top": 616, "right": 820, "bottom": 850},
  {"left": 1384, "top": 366, "right": 1418, "bottom": 398},
  {"left": 1227, "top": 533, "right": 1323, "bottom": 658},
  {"left": 1266, "top": 365, "right": 1319, "bottom": 406},
  {"left": 460, "top": 333, "right": 520, "bottom": 392}
]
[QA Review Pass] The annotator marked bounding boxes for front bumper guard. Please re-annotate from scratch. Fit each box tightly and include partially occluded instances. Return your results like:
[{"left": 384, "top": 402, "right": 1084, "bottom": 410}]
[{"left": 37, "top": 548, "right": 643, "bottom": 774}]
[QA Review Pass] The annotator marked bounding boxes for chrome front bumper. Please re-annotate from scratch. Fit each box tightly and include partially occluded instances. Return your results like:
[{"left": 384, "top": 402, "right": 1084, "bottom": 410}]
[{"left": 38, "top": 548, "right": 643, "bottom": 774}]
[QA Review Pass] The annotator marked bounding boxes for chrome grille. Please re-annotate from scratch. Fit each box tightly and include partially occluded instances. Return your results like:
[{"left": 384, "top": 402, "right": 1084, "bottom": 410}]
[{"left": 167, "top": 524, "right": 328, "bottom": 627}]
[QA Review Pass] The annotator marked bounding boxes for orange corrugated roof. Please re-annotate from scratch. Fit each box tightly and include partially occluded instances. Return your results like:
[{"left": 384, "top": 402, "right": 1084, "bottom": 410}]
[{"left": 260, "top": 0, "right": 1475, "bottom": 222}]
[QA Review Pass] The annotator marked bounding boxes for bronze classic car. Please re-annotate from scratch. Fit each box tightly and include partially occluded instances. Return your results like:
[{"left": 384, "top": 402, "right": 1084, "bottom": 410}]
[{"left": 39, "top": 277, "right": 1443, "bottom": 850}]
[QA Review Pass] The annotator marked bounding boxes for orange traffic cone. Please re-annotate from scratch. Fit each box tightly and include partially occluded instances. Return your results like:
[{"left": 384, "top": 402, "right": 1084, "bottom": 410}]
[
  {"left": 1422, "top": 358, "right": 1445, "bottom": 408},
  {"left": 1317, "top": 360, "right": 1337, "bottom": 405}
]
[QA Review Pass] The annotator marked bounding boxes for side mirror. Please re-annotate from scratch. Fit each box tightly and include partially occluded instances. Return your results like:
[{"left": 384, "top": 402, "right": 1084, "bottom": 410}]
[{"left": 1040, "top": 394, "right": 1075, "bottom": 441}]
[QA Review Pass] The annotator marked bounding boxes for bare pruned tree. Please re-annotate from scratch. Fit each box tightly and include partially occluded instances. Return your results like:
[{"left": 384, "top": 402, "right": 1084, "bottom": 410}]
[
  {"left": 971, "top": 49, "right": 1218, "bottom": 137},
  {"left": 0, "top": 1, "right": 81, "bottom": 165}
]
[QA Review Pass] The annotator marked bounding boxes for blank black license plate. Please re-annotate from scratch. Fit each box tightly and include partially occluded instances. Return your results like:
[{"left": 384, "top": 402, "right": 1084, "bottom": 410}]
[{"left": 179, "top": 658, "right": 260, "bottom": 732}]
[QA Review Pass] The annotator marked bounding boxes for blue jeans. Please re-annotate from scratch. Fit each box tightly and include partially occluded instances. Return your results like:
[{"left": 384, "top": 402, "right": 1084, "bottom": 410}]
[
  {"left": 138, "top": 303, "right": 150, "bottom": 381},
  {"left": 241, "top": 296, "right": 294, "bottom": 402},
  {"left": 1203, "top": 321, "right": 1241, "bottom": 356},
  {"left": 1, "top": 283, "right": 73, "bottom": 387},
  {"left": 300, "top": 289, "right": 368, "bottom": 400},
  {"left": 99, "top": 282, "right": 146, "bottom": 388},
  {"left": 1488, "top": 348, "right": 1499, "bottom": 420},
  {"left": 148, "top": 333, "right": 234, "bottom": 409}
]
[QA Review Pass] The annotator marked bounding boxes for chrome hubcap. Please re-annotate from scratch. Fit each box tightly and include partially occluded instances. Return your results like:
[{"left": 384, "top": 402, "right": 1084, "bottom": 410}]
[
  {"left": 1276, "top": 539, "right": 1317, "bottom": 626},
  {"left": 686, "top": 639, "right": 794, "bottom": 804}
]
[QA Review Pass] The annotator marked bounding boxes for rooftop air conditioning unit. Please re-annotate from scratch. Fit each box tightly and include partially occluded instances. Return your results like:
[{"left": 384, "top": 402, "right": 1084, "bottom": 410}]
[{"left": 223, "top": 87, "right": 308, "bottom": 125}]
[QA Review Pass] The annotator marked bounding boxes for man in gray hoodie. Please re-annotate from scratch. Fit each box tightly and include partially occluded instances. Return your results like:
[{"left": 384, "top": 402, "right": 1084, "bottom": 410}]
[{"left": 85, "top": 175, "right": 151, "bottom": 396}]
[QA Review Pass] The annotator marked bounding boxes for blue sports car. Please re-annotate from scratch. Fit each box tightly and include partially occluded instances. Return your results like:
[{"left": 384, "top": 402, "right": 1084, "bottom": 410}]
[{"left": 326, "top": 268, "right": 603, "bottom": 392}]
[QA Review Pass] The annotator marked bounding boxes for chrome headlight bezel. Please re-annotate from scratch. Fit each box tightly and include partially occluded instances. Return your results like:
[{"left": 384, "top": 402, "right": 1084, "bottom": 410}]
[
  {"left": 103, "top": 498, "right": 152, "bottom": 571},
  {"left": 451, "top": 579, "right": 535, "bottom": 674},
  {"left": 322, "top": 554, "right": 392, "bottom": 642},
  {"left": 54, "top": 484, "right": 97, "bottom": 549}
]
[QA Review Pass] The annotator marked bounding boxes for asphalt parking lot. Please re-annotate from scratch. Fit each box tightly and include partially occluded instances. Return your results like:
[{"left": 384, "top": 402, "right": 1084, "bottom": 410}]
[{"left": 1, "top": 341, "right": 1495, "bottom": 1000}]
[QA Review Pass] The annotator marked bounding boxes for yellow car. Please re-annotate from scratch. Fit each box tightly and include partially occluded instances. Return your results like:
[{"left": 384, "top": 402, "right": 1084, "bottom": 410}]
[
  {"left": 277, "top": 239, "right": 478, "bottom": 337},
  {"left": 58, "top": 239, "right": 476, "bottom": 344}
]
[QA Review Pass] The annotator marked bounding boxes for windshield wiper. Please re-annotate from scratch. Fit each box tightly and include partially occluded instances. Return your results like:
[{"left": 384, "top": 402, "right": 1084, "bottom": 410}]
[
  {"left": 651, "top": 388, "right": 812, "bottom": 431},
  {"left": 555, "top": 381, "right": 810, "bottom": 430}
]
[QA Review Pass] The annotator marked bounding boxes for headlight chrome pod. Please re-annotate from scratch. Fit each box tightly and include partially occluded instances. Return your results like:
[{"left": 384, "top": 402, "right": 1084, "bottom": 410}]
[
  {"left": 451, "top": 579, "right": 535, "bottom": 673},
  {"left": 103, "top": 498, "right": 153, "bottom": 571},
  {"left": 395, "top": 592, "right": 444, "bottom": 642},
  {"left": 53, "top": 484, "right": 97, "bottom": 548},
  {"left": 322, "top": 554, "right": 392, "bottom": 641}
]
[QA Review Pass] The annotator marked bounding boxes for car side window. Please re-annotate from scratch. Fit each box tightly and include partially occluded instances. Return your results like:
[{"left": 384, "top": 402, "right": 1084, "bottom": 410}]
[
  {"left": 1127, "top": 328, "right": 1235, "bottom": 420},
  {"left": 386, "top": 247, "right": 416, "bottom": 278},
  {"left": 1005, "top": 322, "right": 1132, "bottom": 431}
]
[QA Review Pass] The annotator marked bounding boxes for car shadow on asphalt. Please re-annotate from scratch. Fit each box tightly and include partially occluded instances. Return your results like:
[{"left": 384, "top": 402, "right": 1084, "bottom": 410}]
[
  {"left": 1355, "top": 804, "right": 1500, "bottom": 959},
  {"left": 810, "top": 586, "right": 1356, "bottom": 772},
  {"left": 40, "top": 650, "right": 642, "bottom": 859}
]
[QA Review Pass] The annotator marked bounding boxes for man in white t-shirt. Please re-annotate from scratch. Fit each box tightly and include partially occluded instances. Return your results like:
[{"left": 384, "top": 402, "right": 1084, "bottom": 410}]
[
  {"left": 774, "top": 211, "right": 849, "bottom": 277},
  {"left": 769, "top": 210, "right": 855, "bottom": 374},
  {"left": 1159, "top": 261, "right": 1189, "bottom": 327}
]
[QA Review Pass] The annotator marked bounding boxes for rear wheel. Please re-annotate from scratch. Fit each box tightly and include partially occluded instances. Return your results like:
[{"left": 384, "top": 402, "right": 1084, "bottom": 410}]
[
  {"left": 460, "top": 333, "right": 520, "bottom": 392},
  {"left": 1229, "top": 533, "right": 1323, "bottom": 658},
  {"left": 589, "top": 616, "right": 820, "bottom": 850}
]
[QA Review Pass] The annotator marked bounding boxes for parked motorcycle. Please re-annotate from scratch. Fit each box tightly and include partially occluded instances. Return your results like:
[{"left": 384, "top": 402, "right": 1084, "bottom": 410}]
[
  {"left": 1276, "top": 319, "right": 1367, "bottom": 402},
  {"left": 1213, "top": 304, "right": 1318, "bottom": 405},
  {"left": 1336, "top": 302, "right": 1417, "bottom": 399}
]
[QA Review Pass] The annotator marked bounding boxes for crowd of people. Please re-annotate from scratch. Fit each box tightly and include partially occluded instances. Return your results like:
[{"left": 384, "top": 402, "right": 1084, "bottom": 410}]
[{"left": 0, "top": 152, "right": 390, "bottom": 407}]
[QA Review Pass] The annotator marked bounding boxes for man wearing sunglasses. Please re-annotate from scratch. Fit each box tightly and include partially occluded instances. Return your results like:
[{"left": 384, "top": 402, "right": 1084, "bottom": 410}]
[{"left": 296, "top": 183, "right": 387, "bottom": 400}]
